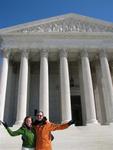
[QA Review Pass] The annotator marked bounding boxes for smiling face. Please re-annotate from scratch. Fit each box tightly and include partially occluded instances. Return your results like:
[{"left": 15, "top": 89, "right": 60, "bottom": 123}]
[
  {"left": 25, "top": 117, "right": 32, "bottom": 127},
  {"left": 36, "top": 111, "right": 44, "bottom": 121}
]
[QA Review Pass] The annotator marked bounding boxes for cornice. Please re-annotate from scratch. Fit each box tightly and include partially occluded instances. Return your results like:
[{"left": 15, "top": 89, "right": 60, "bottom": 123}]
[{"left": 1, "top": 32, "right": 113, "bottom": 40}]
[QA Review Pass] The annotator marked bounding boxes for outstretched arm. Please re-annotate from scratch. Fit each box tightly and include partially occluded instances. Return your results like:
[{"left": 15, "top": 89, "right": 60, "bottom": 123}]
[
  {"left": 0, "top": 120, "right": 24, "bottom": 136},
  {"left": 6, "top": 127, "right": 24, "bottom": 136},
  {"left": 48, "top": 120, "right": 75, "bottom": 131}
]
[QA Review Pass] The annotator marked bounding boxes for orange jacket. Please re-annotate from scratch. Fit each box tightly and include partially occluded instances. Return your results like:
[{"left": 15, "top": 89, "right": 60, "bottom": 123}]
[{"left": 35, "top": 121, "right": 69, "bottom": 150}]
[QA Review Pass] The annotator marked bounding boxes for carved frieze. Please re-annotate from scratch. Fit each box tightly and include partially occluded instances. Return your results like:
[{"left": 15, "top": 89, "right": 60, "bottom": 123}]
[{"left": 15, "top": 17, "right": 113, "bottom": 33}]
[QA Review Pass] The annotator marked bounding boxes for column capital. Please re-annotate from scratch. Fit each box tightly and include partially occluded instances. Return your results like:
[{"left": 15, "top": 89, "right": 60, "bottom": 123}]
[
  {"left": 40, "top": 50, "right": 48, "bottom": 58},
  {"left": 1, "top": 49, "right": 10, "bottom": 58},
  {"left": 99, "top": 49, "right": 107, "bottom": 58},
  {"left": 21, "top": 50, "right": 29, "bottom": 58},
  {"left": 80, "top": 49, "right": 88, "bottom": 57},
  {"left": 60, "top": 49, "right": 68, "bottom": 58}
]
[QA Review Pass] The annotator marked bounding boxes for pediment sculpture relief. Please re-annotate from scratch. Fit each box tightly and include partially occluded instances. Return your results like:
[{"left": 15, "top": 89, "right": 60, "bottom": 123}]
[{"left": 15, "top": 18, "right": 113, "bottom": 33}]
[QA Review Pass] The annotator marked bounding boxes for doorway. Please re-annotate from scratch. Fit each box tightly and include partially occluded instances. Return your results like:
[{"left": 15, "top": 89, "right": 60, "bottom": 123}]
[{"left": 71, "top": 96, "right": 83, "bottom": 126}]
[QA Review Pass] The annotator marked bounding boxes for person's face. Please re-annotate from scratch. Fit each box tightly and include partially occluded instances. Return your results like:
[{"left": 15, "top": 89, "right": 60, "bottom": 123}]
[
  {"left": 25, "top": 117, "right": 32, "bottom": 127},
  {"left": 36, "top": 112, "right": 44, "bottom": 121}
]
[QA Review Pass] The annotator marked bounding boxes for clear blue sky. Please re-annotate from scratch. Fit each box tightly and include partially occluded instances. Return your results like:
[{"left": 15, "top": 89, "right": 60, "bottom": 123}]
[{"left": 0, "top": 0, "right": 113, "bottom": 29}]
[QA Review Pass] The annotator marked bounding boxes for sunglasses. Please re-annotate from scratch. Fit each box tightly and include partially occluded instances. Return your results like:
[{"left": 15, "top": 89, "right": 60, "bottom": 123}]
[{"left": 37, "top": 114, "right": 43, "bottom": 117}]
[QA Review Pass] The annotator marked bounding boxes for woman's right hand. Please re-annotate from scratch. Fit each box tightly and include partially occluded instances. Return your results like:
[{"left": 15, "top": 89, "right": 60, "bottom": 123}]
[{"left": 0, "top": 120, "right": 8, "bottom": 128}]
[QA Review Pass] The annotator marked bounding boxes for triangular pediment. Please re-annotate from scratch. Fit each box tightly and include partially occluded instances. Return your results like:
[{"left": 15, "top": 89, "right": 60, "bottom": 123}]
[{"left": 0, "top": 13, "right": 113, "bottom": 34}]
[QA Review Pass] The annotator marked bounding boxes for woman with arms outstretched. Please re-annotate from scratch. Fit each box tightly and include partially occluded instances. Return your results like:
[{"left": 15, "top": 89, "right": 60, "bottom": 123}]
[{"left": 0, "top": 116, "right": 36, "bottom": 150}]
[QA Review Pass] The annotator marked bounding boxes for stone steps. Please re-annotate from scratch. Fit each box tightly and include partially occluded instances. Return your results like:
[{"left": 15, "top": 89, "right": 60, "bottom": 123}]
[{"left": 0, "top": 124, "right": 113, "bottom": 150}]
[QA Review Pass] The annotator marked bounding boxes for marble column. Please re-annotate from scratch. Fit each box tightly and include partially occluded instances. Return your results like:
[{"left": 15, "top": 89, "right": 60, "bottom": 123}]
[
  {"left": 39, "top": 50, "right": 49, "bottom": 118},
  {"left": 99, "top": 50, "right": 113, "bottom": 123},
  {"left": 0, "top": 50, "right": 9, "bottom": 121},
  {"left": 15, "top": 50, "right": 28, "bottom": 124},
  {"left": 81, "top": 50, "right": 98, "bottom": 124},
  {"left": 60, "top": 49, "right": 72, "bottom": 122}
]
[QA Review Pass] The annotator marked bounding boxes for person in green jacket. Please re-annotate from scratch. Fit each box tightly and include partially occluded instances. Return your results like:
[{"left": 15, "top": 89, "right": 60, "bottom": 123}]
[{"left": 0, "top": 116, "right": 36, "bottom": 150}]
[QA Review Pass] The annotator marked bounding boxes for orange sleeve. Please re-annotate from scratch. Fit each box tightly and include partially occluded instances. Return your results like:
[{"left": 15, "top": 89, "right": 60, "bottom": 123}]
[{"left": 48, "top": 122, "right": 69, "bottom": 131}]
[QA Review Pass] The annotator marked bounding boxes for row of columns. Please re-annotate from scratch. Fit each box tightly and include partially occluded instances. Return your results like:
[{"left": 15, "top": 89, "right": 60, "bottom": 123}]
[{"left": 0, "top": 49, "right": 113, "bottom": 125}]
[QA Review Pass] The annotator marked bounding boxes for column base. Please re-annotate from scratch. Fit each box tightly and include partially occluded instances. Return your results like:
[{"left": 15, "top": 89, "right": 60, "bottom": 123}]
[
  {"left": 14, "top": 120, "right": 23, "bottom": 126},
  {"left": 61, "top": 120, "right": 71, "bottom": 124},
  {"left": 109, "top": 122, "right": 113, "bottom": 126},
  {"left": 103, "top": 122, "right": 110, "bottom": 125},
  {"left": 86, "top": 119, "right": 100, "bottom": 126}
]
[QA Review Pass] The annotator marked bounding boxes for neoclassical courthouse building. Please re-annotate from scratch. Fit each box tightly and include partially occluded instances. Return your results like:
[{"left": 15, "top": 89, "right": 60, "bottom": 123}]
[{"left": 0, "top": 13, "right": 113, "bottom": 126}]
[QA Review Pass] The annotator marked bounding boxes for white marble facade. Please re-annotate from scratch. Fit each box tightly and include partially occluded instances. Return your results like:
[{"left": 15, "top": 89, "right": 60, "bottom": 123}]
[{"left": 0, "top": 13, "right": 113, "bottom": 126}]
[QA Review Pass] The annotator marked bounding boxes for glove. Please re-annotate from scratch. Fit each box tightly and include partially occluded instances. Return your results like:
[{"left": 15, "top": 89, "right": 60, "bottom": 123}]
[
  {"left": 68, "top": 120, "right": 75, "bottom": 126},
  {"left": 43, "top": 116, "right": 47, "bottom": 122},
  {"left": 51, "top": 133, "right": 54, "bottom": 141},
  {"left": 2, "top": 122, "right": 8, "bottom": 128},
  {"left": 0, "top": 120, "right": 8, "bottom": 128}
]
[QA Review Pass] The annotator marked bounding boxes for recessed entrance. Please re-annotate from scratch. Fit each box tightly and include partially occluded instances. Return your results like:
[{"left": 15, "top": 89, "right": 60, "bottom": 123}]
[{"left": 71, "top": 96, "right": 83, "bottom": 126}]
